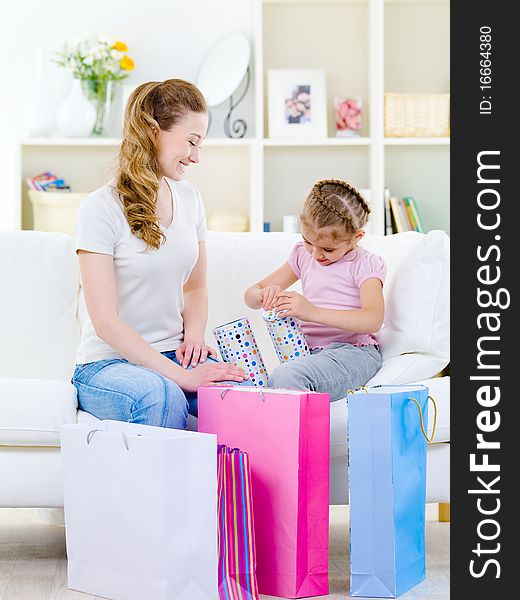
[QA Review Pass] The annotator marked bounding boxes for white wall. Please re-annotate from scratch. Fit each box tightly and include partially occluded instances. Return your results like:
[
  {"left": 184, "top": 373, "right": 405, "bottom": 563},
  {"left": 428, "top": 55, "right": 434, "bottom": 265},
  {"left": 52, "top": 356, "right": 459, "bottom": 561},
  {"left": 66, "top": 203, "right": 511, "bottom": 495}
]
[{"left": 0, "top": 0, "right": 254, "bottom": 230}]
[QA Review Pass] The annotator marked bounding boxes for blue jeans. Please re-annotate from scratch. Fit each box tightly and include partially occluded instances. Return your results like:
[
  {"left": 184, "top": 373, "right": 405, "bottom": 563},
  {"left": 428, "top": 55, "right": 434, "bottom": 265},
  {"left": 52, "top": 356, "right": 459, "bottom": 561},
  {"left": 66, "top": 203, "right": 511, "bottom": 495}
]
[
  {"left": 266, "top": 342, "right": 382, "bottom": 402},
  {"left": 73, "top": 351, "right": 224, "bottom": 430}
]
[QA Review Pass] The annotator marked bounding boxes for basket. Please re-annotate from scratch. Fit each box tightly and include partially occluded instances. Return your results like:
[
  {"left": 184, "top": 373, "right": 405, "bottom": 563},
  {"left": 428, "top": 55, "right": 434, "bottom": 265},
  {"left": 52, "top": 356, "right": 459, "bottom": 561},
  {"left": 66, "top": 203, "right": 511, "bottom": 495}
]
[
  {"left": 28, "top": 190, "right": 87, "bottom": 235},
  {"left": 207, "top": 212, "right": 249, "bottom": 232},
  {"left": 384, "top": 93, "right": 450, "bottom": 137}
]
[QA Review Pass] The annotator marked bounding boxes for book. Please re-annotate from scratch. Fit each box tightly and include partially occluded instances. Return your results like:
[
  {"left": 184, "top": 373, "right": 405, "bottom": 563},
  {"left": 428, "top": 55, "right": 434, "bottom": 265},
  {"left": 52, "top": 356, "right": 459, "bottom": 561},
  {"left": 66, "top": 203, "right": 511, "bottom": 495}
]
[
  {"left": 26, "top": 171, "right": 71, "bottom": 192},
  {"left": 404, "top": 197, "right": 426, "bottom": 233},
  {"left": 398, "top": 198, "right": 414, "bottom": 231},
  {"left": 384, "top": 189, "right": 393, "bottom": 235},
  {"left": 386, "top": 194, "right": 426, "bottom": 235},
  {"left": 389, "top": 196, "right": 404, "bottom": 233},
  {"left": 403, "top": 198, "right": 418, "bottom": 231}
]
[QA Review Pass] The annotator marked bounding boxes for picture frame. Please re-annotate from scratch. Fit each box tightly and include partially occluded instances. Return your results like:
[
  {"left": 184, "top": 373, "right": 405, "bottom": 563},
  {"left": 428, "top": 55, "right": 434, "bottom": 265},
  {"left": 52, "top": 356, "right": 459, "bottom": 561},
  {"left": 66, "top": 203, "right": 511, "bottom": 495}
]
[{"left": 267, "top": 69, "right": 327, "bottom": 139}]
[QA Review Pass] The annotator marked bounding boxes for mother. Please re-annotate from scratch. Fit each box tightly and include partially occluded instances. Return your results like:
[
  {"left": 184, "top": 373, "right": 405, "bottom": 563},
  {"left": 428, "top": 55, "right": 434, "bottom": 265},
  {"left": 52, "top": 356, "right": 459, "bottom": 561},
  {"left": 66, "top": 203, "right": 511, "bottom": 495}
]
[{"left": 72, "top": 79, "right": 247, "bottom": 430}]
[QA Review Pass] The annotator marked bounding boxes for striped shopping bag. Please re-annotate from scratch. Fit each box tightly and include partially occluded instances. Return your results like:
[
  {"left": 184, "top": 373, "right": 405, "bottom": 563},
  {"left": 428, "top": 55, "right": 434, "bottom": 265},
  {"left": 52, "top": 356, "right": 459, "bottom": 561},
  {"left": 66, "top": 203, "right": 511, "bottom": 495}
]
[{"left": 217, "top": 445, "right": 259, "bottom": 600}]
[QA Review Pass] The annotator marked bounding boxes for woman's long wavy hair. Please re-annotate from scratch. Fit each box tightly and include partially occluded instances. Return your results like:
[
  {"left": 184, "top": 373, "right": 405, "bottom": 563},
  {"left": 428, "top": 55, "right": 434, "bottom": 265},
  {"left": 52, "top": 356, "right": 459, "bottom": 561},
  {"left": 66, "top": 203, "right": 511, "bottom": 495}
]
[{"left": 117, "top": 79, "right": 207, "bottom": 249}]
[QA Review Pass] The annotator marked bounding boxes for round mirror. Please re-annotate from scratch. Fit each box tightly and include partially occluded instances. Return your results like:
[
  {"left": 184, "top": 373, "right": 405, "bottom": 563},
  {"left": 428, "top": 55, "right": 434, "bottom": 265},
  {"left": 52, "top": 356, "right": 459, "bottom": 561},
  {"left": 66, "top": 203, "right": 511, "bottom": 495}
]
[{"left": 196, "top": 33, "right": 250, "bottom": 107}]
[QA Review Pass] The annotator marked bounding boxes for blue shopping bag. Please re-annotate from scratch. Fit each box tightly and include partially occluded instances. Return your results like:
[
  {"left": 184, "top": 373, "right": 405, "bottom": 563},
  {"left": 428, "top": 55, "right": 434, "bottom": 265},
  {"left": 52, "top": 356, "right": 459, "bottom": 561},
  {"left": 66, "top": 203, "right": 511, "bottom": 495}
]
[{"left": 347, "top": 385, "right": 437, "bottom": 598}]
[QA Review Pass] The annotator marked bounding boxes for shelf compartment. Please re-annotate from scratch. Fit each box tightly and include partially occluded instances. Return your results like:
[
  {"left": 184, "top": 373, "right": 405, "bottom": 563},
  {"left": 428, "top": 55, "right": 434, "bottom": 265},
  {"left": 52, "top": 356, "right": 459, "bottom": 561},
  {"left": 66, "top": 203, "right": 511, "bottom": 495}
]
[
  {"left": 385, "top": 145, "right": 449, "bottom": 234},
  {"left": 264, "top": 145, "right": 369, "bottom": 232},
  {"left": 263, "top": 0, "right": 370, "bottom": 138},
  {"left": 384, "top": 1, "right": 450, "bottom": 95}
]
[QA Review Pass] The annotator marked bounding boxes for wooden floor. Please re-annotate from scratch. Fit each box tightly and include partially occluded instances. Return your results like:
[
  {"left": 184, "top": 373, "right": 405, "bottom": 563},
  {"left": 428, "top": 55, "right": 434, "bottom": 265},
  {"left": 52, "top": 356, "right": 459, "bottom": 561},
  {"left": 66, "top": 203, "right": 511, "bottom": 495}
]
[{"left": 0, "top": 506, "right": 449, "bottom": 600}]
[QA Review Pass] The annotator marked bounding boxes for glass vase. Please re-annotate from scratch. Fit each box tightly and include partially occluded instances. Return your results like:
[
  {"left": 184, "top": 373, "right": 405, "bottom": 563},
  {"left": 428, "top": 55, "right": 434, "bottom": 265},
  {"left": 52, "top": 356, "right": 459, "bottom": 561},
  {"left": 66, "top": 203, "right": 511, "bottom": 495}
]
[{"left": 81, "top": 79, "right": 115, "bottom": 136}]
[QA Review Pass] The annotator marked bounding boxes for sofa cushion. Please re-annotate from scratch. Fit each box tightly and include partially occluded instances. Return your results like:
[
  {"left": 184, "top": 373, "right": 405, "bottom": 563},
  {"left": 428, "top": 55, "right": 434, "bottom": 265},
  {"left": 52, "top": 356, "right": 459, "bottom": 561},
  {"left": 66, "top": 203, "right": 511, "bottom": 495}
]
[
  {"left": 367, "top": 354, "right": 445, "bottom": 389},
  {"left": 0, "top": 379, "right": 77, "bottom": 446},
  {"left": 0, "top": 231, "right": 80, "bottom": 381},
  {"left": 361, "top": 230, "right": 449, "bottom": 372}
]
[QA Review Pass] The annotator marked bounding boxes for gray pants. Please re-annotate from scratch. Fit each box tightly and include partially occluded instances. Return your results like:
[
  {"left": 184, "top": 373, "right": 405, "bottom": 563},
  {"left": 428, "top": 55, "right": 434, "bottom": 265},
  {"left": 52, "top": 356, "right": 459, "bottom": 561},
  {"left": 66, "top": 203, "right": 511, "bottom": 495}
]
[{"left": 266, "top": 342, "right": 382, "bottom": 402}]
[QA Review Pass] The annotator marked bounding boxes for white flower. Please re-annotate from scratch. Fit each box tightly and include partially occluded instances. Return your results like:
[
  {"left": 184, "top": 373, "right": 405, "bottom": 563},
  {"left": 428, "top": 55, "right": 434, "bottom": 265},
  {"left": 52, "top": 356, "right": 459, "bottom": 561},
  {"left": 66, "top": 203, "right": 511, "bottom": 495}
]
[{"left": 54, "top": 31, "right": 132, "bottom": 81}]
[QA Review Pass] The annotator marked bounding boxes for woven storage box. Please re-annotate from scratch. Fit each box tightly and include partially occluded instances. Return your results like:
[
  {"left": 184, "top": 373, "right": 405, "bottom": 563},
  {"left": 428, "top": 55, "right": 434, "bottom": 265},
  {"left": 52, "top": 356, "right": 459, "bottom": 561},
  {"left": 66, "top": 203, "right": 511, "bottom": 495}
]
[
  {"left": 385, "top": 93, "right": 450, "bottom": 137},
  {"left": 29, "top": 190, "right": 86, "bottom": 235},
  {"left": 207, "top": 212, "right": 249, "bottom": 232}
]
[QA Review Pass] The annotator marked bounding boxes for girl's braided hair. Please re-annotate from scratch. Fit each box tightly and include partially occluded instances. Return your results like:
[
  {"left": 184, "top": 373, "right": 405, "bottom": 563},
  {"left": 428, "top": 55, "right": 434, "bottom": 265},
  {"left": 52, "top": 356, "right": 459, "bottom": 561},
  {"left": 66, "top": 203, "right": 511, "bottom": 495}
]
[{"left": 300, "top": 179, "right": 371, "bottom": 240}]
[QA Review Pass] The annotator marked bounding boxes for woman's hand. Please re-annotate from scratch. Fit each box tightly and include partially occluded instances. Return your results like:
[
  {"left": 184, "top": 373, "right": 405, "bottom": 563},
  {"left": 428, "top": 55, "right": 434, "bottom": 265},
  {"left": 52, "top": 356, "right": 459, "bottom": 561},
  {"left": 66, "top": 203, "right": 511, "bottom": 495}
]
[
  {"left": 274, "top": 291, "right": 316, "bottom": 321},
  {"left": 175, "top": 361, "right": 249, "bottom": 392},
  {"left": 175, "top": 340, "right": 218, "bottom": 369},
  {"left": 261, "top": 285, "right": 283, "bottom": 310}
]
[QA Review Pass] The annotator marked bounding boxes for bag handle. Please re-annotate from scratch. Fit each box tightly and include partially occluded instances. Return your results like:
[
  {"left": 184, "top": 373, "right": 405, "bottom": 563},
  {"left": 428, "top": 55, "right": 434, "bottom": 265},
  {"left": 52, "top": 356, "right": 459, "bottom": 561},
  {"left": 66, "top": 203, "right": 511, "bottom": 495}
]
[
  {"left": 218, "top": 444, "right": 244, "bottom": 455},
  {"left": 371, "top": 383, "right": 429, "bottom": 391},
  {"left": 220, "top": 388, "right": 266, "bottom": 402},
  {"left": 409, "top": 395, "right": 438, "bottom": 443},
  {"left": 346, "top": 386, "right": 438, "bottom": 444},
  {"left": 86, "top": 428, "right": 131, "bottom": 450}
]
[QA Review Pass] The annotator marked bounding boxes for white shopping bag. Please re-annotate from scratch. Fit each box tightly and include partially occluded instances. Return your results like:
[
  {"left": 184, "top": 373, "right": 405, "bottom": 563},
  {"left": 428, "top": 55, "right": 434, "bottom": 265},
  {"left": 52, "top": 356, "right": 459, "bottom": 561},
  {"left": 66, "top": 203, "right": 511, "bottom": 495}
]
[{"left": 60, "top": 420, "right": 217, "bottom": 600}]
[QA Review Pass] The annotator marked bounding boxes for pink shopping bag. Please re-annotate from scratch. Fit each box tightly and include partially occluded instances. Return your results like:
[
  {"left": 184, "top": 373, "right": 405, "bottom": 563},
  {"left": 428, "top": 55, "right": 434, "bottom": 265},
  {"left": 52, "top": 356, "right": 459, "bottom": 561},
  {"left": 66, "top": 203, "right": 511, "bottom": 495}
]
[{"left": 199, "top": 386, "right": 330, "bottom": 599}]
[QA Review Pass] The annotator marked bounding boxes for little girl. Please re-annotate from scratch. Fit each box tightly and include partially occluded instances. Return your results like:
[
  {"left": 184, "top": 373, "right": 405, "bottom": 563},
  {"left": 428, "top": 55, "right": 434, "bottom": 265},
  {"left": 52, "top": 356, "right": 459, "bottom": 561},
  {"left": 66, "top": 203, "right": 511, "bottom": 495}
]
[{"left": 244, "top": 179, "right": 386, "bottom": 401}]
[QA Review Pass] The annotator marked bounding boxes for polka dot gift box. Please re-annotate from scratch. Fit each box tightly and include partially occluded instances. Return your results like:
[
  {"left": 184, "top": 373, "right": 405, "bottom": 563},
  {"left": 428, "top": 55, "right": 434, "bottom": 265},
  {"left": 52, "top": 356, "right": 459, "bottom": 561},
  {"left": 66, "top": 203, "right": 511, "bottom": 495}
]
[
  {"left": 263, "top": 310, "right": 310, "bottom": 364},
  {"left": 212, "top": 318, "right": 268, "bottom": 386}
]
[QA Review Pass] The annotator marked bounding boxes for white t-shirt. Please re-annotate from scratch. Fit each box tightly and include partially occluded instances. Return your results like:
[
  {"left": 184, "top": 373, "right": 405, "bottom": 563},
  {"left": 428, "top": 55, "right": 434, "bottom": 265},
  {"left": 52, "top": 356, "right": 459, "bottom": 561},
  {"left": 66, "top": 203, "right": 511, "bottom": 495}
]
[{"left": 74, "top": 178, "right": 208, "bottom": 364}]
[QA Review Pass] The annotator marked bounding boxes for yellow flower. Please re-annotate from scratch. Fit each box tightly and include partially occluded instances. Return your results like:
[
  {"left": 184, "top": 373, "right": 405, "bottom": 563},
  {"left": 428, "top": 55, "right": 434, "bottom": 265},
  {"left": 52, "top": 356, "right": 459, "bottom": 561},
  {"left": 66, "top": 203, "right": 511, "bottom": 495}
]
[
  {"left": 120, "top": 55, "right": 135, "bottom": 71},
  {"left": 113, "top": 41, "right": 128, "bottom": 52}
]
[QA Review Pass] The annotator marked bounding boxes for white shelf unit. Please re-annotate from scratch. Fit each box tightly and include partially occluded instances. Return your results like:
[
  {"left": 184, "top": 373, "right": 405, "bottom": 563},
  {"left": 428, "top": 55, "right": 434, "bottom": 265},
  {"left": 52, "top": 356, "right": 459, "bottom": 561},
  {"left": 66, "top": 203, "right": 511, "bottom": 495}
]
[
  {"left": 21, "top": 137, "right": 122, "bottom": 147},
  {"left": 383, "top": 0, "right": 450, "bottom": 233},
  {"left": 19, "top": 0, "right": 449, "bottom": 235},
  {"left": 19, "top": 138, "right": 257, "bottom": 232},
  {"left": 20, "top": 137, "right": 255, "bottom": 147},
  {"left": 263, "top": 137, "right": 372, "bottom": 147},
  {"left": 384, "top": 138, "right": 450, "bottom": 146}
]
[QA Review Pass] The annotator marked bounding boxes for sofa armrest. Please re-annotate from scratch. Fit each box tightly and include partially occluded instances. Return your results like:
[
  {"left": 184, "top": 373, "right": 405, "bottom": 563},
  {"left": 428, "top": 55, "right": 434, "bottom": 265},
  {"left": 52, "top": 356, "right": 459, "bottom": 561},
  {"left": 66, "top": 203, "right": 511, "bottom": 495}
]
[{"left": 0, "top": 379, "right": 77, "bottom": 446}]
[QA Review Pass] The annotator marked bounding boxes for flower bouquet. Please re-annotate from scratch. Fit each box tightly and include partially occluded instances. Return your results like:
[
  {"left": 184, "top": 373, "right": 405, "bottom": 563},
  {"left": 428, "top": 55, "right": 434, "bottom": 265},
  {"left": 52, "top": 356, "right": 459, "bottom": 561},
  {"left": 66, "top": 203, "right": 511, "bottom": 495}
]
[
  {"left": 54, "top": 34, "right": 135, "bottom": 135},
  {"left": 334, "top": 97, "right": 362, "bottom": 137}
]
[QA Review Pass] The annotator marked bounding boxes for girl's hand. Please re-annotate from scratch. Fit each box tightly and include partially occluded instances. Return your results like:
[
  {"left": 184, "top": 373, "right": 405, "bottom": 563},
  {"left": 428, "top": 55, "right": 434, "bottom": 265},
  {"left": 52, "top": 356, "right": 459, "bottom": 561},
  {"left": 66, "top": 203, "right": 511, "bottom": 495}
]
[
  {"left": 176, "top": 361, "right": 249, "bottom": 392},
  {"left": 175, "top": 340, "right": 218, "bottom": 369},
  {"left": 261, "top": 285, "right": 283, "bottom": 310},
  {"left": 274, "top": 291, "right": 316, "bottom": 321}
]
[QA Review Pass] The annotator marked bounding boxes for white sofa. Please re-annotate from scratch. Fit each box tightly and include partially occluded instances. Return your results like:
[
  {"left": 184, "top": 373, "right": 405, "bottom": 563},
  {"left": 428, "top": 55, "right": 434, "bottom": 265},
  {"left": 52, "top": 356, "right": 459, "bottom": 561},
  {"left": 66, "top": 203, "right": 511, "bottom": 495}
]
[{"left": 0, "top": 229, "right": 450, "bottom": 507}]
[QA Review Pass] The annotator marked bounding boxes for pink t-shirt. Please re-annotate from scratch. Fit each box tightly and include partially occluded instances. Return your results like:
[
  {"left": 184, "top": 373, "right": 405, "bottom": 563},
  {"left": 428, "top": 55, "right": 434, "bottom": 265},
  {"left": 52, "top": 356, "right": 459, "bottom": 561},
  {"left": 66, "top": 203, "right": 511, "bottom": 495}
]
[{"left": 288, "top": 242, "right": 386, "bottom": 349}]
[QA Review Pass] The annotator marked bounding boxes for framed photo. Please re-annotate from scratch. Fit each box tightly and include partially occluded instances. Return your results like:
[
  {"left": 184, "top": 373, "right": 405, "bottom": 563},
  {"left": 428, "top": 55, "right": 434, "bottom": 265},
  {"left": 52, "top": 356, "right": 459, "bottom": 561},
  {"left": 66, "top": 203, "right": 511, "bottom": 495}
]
[{"left": 267, "top": 69, "right": 327, "bottom": 139}]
